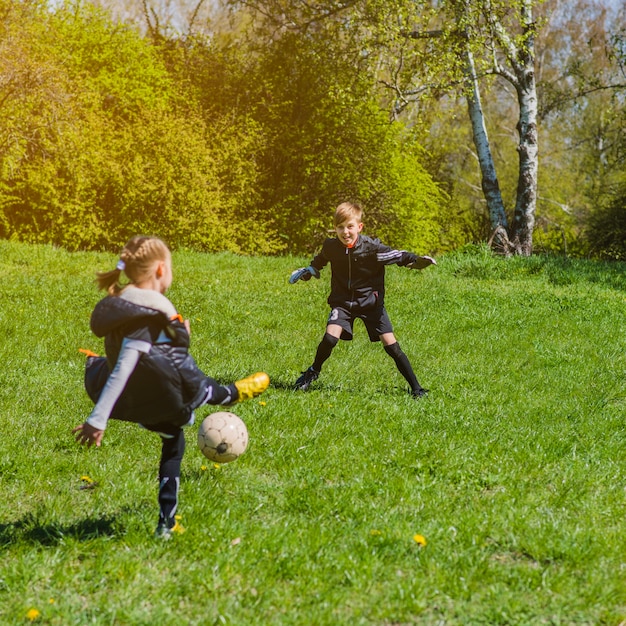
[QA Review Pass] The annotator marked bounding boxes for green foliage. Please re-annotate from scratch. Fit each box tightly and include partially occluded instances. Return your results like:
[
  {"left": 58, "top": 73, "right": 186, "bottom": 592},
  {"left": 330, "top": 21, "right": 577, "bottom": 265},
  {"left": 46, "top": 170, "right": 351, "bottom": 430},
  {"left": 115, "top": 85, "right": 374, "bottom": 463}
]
[
  {"left": 51, "top": 0, "right": 173, "bottom": 119},
  {"left": 0, "top": 1, "right": 281, "bottom": 254},
  {"left": 196, "top": 16, "right": 451, "bottom": 254},
  {"left": 0, "top": 0, "right": 459, "bottom": 256},
  {"left": 4, "top": 0, "right": 623, "bottom": 257},
  {"left": 585, "top": 184, "right": 626, "bottom": 260},
  {"left": 1, "top": 241, "right": 626, "bottom": 623},
  {"left": 532, "top": 0, "right": 626, "bottom": 256},
  {"left": 372, "top": 139, "right": 450, "bottom": 253}
]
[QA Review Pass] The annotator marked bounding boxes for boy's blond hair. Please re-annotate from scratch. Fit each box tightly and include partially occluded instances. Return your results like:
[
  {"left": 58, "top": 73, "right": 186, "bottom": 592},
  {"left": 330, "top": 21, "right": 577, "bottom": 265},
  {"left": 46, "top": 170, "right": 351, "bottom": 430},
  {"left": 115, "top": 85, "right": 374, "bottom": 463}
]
[
  {"left": 96, "top": 235, "right": 170, "bottom": 295},
  {"left": 334, "top": 202, "right": 363, "bottom": 226}
]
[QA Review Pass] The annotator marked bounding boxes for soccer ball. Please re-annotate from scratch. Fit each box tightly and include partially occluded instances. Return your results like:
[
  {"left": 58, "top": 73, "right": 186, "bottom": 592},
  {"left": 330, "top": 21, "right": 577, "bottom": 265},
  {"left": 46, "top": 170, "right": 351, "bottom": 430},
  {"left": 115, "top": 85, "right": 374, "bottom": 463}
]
[{"left": 197, "top": 411, "right": 249, "bottom": 463}]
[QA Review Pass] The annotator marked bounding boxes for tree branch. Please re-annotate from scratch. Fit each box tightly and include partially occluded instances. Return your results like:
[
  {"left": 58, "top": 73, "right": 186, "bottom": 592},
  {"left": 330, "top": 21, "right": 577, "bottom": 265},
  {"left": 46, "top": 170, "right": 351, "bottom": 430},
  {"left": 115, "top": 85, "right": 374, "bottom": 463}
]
[{"left": 402, "top": 29, "right": 444, "bottom": 39}]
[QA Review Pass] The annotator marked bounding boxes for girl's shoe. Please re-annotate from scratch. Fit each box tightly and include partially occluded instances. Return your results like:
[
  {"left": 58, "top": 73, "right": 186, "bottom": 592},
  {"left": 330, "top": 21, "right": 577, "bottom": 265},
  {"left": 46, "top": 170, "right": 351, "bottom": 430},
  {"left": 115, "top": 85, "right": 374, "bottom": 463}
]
[{"left": 234, "top": 372, "right": 270, "bottom": 401}]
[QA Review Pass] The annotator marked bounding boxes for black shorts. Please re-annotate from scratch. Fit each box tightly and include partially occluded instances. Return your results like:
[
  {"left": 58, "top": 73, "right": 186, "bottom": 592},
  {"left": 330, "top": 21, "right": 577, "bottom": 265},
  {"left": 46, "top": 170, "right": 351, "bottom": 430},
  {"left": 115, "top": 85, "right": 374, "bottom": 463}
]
[{"left": 326, "top": 306, "right": 394, "bottom": 342}]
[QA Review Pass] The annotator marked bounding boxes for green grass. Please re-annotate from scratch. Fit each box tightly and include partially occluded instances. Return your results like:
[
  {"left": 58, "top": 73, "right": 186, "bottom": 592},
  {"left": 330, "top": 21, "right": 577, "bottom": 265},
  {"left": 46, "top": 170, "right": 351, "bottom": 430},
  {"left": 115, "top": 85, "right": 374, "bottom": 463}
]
[{"left": 0, "top": 240, "right": 625, "bottom": 625}]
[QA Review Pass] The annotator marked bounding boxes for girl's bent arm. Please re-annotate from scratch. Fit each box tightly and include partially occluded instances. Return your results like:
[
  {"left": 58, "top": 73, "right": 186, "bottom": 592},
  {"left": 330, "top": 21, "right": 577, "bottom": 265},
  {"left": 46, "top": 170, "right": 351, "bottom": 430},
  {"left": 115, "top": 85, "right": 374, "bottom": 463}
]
[{"left": 85, "top": 339, "right": 149, "bottom": 430}]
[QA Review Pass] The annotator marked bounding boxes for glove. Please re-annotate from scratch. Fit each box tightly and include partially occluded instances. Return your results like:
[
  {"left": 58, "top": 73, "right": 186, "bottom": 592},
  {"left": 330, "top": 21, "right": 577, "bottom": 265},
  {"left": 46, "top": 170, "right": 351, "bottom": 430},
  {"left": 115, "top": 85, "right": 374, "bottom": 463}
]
[
  {"left": 408, "top": 256, "right": 436, "bottom": 270},
  {"left": 289, "top": 265, "right": 320, "bottom": 283},
  {"left": 234, "top": 372, "right": 270, "bottom": 402}
]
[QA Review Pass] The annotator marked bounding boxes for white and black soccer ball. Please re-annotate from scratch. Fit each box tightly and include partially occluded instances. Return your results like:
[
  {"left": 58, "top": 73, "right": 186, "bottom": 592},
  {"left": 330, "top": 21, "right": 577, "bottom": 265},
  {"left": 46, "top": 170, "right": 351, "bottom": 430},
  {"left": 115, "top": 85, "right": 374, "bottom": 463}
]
[{"left": 197, "top": 411, "right": 249, "bottom": 463}]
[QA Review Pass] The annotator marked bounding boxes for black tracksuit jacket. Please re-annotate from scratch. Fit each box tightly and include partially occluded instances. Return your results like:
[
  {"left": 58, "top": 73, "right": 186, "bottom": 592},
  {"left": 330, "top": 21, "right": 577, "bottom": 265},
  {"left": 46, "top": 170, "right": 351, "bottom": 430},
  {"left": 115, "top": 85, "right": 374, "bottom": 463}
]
[
  {"left": 310, "top": 235, "right": 418, "bottom": 311},
  {"left": 85, "top": 296, "right": 229, "bottom": 429}
]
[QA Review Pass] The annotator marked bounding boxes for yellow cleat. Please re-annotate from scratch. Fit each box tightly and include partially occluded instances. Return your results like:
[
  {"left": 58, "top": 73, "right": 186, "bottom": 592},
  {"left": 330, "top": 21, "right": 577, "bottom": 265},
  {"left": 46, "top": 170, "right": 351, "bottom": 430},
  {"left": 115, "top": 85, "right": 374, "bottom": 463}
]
[
  {"left": 171, "top": 515, "right": 186, "bottom": 535},
  {"left": 234, "top": 372, "right": 270, "bottom": 402}
]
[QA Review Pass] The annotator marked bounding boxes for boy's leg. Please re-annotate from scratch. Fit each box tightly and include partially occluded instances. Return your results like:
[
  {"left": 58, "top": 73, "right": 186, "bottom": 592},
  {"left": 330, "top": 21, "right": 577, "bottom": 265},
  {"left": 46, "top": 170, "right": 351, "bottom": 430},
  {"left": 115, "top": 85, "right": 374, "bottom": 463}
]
[
  {"left": 381, "top": 333, "right": 427, "bottom": 398},
  {"left": 313, "top": 326, "right": 342, "bottom": 371},
  {"left": 294, "top": 324, "right": 342, "bottom": 391},
  {"left": 156, "top": 429, "right": 185, "bottom": 537}
]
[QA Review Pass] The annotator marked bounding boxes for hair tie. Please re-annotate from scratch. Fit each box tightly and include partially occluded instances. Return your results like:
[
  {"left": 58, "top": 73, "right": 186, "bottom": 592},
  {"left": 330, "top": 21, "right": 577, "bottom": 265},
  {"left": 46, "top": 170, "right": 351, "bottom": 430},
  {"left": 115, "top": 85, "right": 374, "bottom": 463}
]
[{"left": 116, "top": 259, "right": 126, "bottom": 271}]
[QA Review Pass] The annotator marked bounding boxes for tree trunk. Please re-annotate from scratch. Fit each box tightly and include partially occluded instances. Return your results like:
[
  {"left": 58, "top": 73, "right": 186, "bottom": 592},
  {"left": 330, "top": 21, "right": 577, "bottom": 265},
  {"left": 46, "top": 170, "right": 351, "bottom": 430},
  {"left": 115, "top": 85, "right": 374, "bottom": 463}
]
[
  {"left": 509, "top": 6, "right": 538, "bottom": 255},
  {"left": 510, "top": 84, "right": 538, "bottom": 255},
  {"left": 490, "top": 0, "right": 538, "bottom": 256},
  {"left": 464, "top": 45, "right": 509, "bottom": 233}
]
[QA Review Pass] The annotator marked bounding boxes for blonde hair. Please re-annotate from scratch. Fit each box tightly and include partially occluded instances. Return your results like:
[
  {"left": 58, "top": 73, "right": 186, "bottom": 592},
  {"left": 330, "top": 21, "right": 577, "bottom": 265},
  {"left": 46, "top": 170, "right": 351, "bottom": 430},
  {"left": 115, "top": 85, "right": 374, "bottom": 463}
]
[
  {"left": 334, "top": 202, "right": 363, "bottom": 226},
  {"left": 97, "top": 236, "right": 170, "bottom": 295}
]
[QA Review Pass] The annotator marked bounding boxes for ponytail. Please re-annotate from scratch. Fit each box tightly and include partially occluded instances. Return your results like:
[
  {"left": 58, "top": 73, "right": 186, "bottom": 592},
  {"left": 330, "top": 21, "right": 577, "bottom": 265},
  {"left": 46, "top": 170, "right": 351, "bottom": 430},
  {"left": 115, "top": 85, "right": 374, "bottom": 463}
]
[{"left": 96, "top": 266, "right": 125, "bottom": 295}]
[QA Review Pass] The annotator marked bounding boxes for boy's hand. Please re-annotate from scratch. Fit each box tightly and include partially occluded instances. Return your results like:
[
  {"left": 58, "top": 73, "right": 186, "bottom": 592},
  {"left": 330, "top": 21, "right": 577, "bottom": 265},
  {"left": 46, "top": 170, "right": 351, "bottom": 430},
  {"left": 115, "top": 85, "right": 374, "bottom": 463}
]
[
  {"left": 408, "top": 256, "right": 436, "bottom": 270},
  {"left": 73, "top": 422, "right": 104, "bottom": 448},
  {"left": 289, "top": 266, "right": 320, "bottom": 283}
]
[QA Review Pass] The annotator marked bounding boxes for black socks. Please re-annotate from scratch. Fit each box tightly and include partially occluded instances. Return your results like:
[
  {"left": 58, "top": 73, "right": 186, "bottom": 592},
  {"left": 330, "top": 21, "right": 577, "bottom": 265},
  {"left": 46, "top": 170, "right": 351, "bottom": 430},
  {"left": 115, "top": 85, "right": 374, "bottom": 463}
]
[
  {"left": 312, "top": 332, "right": 339, "bottom": 372},
  {"left": 384, "top": 342, "right": 424, "bottom": 394},
  {"left": 310, "top": 335, "right": 425, "bottom": 396}
]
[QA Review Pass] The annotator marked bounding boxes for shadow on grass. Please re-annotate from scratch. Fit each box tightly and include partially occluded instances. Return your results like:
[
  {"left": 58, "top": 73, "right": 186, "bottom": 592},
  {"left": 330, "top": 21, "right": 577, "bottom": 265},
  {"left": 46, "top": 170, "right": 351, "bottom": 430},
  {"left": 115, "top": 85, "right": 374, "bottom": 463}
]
[
  {"left": 0, "top": 513, "right": 119, "bottom": 546},
  {"left": 267, "top": 377, "right": 423, "bottom": 397},
  {"left": 268, "top": 379, "right": 301, "bottom": 391},
  {"left": 269, "top": 378, "right": 349, "bottom": 393}
]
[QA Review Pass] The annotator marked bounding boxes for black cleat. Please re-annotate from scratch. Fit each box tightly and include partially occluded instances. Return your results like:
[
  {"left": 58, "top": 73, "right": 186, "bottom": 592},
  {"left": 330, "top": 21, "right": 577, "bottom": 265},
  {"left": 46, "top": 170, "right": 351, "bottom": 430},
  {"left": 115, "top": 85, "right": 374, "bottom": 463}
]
[
  {"left": 294, "top": 367, "right": 319, "bottom": 391},
  {"left": 411, "top": 388, "right": 429, "bottom": 399}
]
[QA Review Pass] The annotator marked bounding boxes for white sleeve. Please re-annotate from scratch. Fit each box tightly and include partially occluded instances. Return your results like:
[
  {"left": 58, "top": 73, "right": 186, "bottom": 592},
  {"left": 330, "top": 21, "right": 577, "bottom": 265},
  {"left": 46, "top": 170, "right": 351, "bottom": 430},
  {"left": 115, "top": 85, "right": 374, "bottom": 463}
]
[{"left": 85, "top": 339, "right": 151, "bottom": 431}]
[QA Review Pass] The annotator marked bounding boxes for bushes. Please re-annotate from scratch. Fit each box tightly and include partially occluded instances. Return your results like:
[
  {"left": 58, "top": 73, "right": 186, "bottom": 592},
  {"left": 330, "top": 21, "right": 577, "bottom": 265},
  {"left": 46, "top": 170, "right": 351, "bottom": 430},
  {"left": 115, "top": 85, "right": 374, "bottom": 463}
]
[
  {"left": 0, "top": 2, "right": 279, "bottom": 253},
  {"left": 585, "top": 184, "right": 626, "bottom": 260},
  {"left": 0, "top": 0, "right": 451, "bottom": 255}
]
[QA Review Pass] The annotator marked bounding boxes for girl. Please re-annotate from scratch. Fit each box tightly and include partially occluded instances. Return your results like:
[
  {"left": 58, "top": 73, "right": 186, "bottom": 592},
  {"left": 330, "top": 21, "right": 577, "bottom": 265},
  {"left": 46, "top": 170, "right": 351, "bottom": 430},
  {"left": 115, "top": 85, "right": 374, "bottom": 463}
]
[{"left": 73, "top": 236, "right": 269, "bottom": 538}]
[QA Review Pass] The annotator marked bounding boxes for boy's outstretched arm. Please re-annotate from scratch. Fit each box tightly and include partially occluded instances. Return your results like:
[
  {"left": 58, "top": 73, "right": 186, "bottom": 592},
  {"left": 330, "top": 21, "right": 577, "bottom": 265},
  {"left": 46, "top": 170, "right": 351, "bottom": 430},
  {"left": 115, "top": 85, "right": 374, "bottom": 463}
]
[
  {"left": 407, "top": 255, "right": 437, "bottom": 270},
  {"left": 376, "top": 246, "right": 436, "bottom": 269},
  {"left": 289, "top": 265, "right": 320, "bottom": 283}
]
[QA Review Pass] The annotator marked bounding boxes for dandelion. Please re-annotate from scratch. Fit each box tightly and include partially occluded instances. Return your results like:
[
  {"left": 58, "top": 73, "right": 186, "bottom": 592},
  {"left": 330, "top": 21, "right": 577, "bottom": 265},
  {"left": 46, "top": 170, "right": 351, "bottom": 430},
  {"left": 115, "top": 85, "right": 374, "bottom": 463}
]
[
  {"left": 26, "top": 608, "right": 41, "bottom": 621},
  {"left": 213, "top": 463, "right": 221, "bottom": 469},
  {"left": 79, "top": 475, "right": 98, "bottom": 490},
  {"left": 200, "top": 465, "right": 207, "bottom": 471},
  {"left": 258, "top": 401, "right": 267, "bottom": 407},
  {"left": 48, "top": 599, "right": 55, "bottom": 604},
  {"left": 370, "top": 529, "right": 382, "bottom": 536},
  {"left": 413, "top": 534, "right": 427, "bottom": 547}
]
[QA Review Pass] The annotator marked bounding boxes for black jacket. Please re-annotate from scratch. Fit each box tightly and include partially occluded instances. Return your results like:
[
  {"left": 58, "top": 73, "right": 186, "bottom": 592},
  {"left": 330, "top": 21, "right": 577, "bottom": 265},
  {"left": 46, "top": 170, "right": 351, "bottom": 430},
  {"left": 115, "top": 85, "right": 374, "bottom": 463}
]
[
  {"left": 310, "top": 235, "right": 417, "bottom": 311},
  {"left": 86, "top": 296, "right": 210, "bottom": 427}
]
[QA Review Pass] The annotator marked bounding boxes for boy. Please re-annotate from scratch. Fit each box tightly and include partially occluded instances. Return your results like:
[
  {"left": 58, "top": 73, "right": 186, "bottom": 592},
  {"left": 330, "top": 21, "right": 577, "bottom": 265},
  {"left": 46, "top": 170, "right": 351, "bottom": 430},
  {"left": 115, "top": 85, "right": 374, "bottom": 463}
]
[{"left": 289, "top": 202, "right": 435, "bottom": 398}]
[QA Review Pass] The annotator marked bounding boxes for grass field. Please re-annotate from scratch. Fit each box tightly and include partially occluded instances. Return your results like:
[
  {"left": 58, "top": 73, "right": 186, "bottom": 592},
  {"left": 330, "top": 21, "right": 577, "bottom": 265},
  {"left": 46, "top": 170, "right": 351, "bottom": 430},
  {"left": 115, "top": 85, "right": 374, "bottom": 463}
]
[{"left": 0, "top": 239, "right": 625, "bottom": 625}]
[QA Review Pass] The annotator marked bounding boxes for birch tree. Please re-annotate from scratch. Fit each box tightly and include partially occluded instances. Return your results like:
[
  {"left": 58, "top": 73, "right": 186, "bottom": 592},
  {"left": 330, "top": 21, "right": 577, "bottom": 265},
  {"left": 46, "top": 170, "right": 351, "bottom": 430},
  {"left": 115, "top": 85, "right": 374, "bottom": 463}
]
[
  {"left": 396, "top": 0, "right": 539, "bottom": 254},
  {"left": 225, "top": 0, "right": 541, "bottom": 254},
  {"left": 483, "top": 0, "right": 538, "bottom": 255}
]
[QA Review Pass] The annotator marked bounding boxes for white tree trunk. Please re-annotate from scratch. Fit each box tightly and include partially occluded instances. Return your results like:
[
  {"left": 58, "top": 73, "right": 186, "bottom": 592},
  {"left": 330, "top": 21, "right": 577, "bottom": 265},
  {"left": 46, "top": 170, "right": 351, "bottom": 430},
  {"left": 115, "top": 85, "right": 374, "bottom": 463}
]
[
  {"left": 464, "top": 45, "right": 509, "bottom": 232},
  {"left": 511, "top": 81, "right": 538, "bottom": 255},
  {"left": 509, "top": 4, "right": 538, "bottom": 255},
  {"left": 488, "top": 0, "right": 539, "bottom": 255}
]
